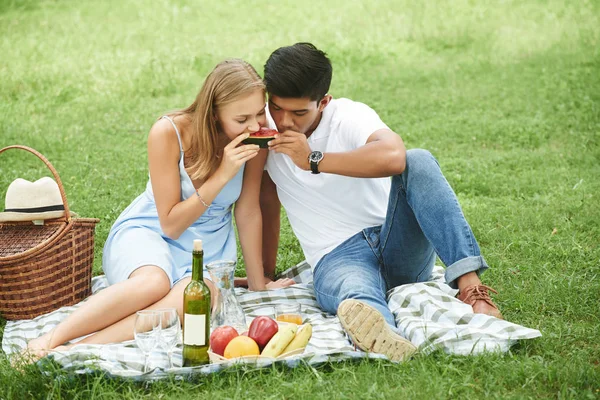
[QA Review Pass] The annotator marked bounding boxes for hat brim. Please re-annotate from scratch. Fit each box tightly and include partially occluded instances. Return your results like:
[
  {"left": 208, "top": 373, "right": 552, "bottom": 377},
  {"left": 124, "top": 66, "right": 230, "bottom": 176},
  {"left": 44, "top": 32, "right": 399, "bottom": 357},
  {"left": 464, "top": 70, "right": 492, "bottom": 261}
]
[{"left": 0, "top": 210, "right": 78, "bottom": 222}]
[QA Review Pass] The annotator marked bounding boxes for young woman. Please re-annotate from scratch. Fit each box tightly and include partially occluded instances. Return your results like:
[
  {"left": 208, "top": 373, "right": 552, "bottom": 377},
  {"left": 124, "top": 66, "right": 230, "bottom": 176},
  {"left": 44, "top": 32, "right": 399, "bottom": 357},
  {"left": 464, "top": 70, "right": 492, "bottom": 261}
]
[{"left": 26, "top": 59, "right": 294, "bottom": 357}]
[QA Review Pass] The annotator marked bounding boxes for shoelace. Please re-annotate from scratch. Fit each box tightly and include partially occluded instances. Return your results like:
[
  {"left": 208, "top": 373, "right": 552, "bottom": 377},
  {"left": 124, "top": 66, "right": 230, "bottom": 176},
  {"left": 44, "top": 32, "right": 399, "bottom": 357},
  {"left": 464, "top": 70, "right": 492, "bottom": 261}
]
[{"left": 460, "top": 284, "right": 499, "bottom": 308}]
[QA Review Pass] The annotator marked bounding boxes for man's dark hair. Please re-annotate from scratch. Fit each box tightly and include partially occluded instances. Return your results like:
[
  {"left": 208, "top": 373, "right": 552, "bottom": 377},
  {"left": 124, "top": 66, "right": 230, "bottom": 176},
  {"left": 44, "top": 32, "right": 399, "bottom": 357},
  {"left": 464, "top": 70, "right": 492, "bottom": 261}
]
[{"left": 264, "top": 42, "right": 332, "bottom": 101}]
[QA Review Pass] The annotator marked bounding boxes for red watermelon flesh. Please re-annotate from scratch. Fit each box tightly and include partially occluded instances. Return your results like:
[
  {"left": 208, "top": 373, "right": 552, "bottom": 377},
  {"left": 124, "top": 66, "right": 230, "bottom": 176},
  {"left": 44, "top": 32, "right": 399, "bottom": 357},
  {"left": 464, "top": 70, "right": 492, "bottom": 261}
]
[{"left": 249, "top": 128, "right": 278, "bottom": 137}]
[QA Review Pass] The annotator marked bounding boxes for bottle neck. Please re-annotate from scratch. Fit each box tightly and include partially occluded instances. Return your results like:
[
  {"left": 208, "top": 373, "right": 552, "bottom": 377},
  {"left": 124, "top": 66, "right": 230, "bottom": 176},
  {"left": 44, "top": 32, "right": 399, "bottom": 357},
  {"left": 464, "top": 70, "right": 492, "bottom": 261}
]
[{"left": 192, "top": 250, "right": 204, "bottom": 281}]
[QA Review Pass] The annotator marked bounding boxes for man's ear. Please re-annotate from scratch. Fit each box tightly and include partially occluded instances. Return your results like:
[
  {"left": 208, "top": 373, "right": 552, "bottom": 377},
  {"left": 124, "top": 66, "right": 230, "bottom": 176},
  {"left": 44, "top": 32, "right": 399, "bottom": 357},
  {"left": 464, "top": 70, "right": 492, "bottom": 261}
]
[{"left": 318, "top": 94, "right": 332, "bottom": 112}]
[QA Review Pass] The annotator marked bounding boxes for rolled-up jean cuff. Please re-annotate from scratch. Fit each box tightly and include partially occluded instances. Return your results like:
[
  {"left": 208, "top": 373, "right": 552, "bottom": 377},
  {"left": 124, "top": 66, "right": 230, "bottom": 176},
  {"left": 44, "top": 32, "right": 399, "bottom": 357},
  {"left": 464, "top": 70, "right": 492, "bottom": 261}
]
[{"left": 445, "top": 255, "right": 489, "bottom": 289}]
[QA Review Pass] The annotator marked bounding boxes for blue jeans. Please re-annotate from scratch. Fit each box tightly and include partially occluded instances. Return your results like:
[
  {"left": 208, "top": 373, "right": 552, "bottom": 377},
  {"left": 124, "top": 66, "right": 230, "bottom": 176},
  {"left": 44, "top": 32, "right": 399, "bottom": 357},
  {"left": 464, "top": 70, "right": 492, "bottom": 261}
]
[{"left": 313, "top": 149, "right": 489, "bottom": 327}]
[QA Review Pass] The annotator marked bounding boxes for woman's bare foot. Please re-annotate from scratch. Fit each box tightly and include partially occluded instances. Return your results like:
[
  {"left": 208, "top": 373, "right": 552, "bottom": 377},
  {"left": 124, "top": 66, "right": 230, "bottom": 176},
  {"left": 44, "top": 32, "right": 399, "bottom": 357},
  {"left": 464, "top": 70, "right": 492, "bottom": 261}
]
[
  {"left": 50, "top": 344, "right": 74, "bottom": 353},
  {"left": 18, "top": 330, "right": 60, "bottom": 364},
  {"left": 9, "top": 335, "right": 50, "bottom": 368},
  {"left": 25, "top": 336, "right": 51, "bottom": 358},
  {"left": 11, "top": 343, "right": 75, "bottom": 371},
  {"left": 11, "top": 334, "right": 76, "bottom": 368}
]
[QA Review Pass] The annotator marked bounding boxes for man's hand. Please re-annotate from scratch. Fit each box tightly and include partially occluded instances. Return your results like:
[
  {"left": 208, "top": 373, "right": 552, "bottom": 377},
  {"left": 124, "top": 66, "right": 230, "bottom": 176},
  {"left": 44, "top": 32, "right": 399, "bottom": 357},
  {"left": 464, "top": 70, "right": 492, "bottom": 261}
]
[
  {"left": 234, "top": 276, "right": 296, "bottom": 290},
  {"left": 267, "top": 130, "right": 311, "bottom": 171},
  {"left": 265, "top": 277, "right": 296, "bottom": 289}
]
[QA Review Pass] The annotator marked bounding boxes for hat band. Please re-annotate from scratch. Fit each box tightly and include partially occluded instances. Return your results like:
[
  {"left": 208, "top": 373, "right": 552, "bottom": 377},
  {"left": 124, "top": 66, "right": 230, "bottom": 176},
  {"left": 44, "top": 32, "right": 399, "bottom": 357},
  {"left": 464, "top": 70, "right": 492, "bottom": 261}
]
[{"left": 4, "top": 205, "right": 65, "bottom": 213}]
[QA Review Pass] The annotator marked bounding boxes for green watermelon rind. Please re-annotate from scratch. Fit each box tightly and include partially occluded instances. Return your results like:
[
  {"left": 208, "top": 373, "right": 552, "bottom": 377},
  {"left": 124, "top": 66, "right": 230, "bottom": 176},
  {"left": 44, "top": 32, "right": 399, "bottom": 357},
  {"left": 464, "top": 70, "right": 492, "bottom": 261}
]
[{"left": 242, "top": 136, "right": 275, "bottom": 148}]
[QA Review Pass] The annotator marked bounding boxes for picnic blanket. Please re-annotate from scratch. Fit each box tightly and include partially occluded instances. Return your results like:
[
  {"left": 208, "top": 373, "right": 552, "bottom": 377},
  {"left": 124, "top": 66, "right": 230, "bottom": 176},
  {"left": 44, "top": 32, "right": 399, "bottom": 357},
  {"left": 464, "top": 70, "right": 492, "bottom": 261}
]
[{"left": 2, "top": 262, "right": 541, "bottom": 379}]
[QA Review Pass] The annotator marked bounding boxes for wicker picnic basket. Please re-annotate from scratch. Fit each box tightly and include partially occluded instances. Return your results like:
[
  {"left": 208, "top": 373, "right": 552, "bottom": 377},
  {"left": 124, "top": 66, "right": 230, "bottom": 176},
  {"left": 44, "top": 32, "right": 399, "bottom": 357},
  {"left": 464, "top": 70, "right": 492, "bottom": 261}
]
[{"left": 0, "top": 145, "right": 99, "bottom": 320}]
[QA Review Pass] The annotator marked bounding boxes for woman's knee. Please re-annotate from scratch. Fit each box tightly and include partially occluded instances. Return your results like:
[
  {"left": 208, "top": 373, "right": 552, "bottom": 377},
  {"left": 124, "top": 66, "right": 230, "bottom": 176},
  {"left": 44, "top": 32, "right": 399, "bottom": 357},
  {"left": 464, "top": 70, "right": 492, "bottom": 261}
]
[{"left": 130, "top": 266, "right": 171, "bottom": 302}]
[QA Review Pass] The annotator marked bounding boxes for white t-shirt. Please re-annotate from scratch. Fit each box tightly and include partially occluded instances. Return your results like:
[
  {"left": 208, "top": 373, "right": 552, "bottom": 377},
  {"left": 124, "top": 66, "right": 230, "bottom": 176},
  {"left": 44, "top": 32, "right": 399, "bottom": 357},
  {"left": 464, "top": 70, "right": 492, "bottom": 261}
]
[{"left": 266, "top": 98, "right": 392, "bottom": 269}]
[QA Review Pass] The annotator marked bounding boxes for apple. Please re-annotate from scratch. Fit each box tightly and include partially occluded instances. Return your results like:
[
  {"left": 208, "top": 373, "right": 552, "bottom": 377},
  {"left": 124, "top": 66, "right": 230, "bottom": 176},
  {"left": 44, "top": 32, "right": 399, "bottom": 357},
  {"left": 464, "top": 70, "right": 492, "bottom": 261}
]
[
  {"left": 210, "top": 325, "right": 239, "bottom": 356},
  {"left": 248, "top": 316, "right": 279, "bottom": 350}
]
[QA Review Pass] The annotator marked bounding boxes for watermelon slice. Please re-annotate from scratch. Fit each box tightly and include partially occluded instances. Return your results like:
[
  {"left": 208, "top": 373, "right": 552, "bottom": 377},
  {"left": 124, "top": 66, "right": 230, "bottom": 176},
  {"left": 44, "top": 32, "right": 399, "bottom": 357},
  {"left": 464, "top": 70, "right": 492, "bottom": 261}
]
[{"left": 242, "top": 128, "right": 278, "bottom": 148}]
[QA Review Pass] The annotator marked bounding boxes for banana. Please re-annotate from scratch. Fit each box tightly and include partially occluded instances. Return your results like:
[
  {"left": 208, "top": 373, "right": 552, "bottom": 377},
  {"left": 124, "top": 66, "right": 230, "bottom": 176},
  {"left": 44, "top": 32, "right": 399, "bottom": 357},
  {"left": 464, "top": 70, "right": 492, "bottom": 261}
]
[
  {"left": 282, "top": 323, "right": 312, "bottom": 354},
  {"left": 261, "top": 324, "right": 297, "bottom": 358}
]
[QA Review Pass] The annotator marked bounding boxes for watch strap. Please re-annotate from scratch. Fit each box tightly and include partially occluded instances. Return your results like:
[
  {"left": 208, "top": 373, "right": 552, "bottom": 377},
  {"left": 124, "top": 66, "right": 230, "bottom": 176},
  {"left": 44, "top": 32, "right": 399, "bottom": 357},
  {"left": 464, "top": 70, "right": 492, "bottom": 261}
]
[{"left": 310, "top": 159, "right": 319, "bottom": 174}]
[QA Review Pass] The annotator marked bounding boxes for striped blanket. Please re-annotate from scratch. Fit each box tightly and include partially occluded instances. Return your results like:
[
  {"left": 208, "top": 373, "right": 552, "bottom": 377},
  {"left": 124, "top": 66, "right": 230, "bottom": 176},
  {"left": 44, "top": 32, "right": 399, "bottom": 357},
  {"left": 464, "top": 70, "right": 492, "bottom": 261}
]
[{"left": 2, "top": 262, "right": 541, "bottom": 379}]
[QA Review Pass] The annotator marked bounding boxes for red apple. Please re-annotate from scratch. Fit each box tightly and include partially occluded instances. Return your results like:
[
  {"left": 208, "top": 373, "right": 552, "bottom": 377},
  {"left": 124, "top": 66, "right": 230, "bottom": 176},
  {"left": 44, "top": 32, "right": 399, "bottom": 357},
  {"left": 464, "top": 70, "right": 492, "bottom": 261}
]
[
  {"left": 210, "top": 326, "right": 239, "bottom": 356},
  {"left": 248, "top": 316, "right": 279, "bottom": 350}
]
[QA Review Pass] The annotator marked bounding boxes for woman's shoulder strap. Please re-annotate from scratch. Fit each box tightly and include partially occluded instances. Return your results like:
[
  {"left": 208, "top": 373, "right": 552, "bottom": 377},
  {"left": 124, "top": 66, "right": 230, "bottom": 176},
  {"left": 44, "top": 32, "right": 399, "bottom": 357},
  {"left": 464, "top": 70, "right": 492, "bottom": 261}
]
[{"left": 160, "top": 115, "right": 184, "bottom": 153}]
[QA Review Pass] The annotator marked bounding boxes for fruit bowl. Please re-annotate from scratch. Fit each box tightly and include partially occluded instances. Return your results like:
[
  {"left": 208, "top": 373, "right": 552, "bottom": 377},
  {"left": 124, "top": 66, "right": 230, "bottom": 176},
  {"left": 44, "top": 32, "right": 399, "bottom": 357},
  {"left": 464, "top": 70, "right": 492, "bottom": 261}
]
[
  {"left": 208, "top": 318, "right": 312, "bottom": 364},
  {"left": 207, "top": 347, "right": 306, "bottom": 364}
]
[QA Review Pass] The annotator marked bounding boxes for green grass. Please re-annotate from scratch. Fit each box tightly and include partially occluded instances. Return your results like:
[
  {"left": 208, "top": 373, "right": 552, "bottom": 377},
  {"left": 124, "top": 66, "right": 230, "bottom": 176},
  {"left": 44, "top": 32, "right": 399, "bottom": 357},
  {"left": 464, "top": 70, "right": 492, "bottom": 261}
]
[{"left": 1, "top": 0, "right": 599, "bottom": 398}]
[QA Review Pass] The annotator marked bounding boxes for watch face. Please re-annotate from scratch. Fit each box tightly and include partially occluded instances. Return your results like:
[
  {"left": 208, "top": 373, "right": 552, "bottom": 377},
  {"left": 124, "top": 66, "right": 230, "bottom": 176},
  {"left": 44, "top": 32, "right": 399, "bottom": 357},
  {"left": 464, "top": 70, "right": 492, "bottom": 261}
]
[{"left": 309, "top": 151, "right": 323, "bottom": 162}]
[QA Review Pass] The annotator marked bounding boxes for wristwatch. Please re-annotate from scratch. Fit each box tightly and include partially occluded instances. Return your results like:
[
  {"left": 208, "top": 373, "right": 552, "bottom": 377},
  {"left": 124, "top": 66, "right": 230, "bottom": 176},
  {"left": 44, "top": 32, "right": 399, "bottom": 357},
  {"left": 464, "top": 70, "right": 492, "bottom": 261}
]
[{"left": 308, "top": 151, "right": 324, "bottom": 174}]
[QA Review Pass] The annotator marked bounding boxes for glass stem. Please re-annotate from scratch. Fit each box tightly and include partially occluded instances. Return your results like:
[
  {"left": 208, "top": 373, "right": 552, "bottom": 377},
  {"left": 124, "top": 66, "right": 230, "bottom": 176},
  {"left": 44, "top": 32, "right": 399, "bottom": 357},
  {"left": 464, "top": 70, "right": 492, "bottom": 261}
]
[{"left": 144, "top": 352, "right": 149, "bottom": 373}]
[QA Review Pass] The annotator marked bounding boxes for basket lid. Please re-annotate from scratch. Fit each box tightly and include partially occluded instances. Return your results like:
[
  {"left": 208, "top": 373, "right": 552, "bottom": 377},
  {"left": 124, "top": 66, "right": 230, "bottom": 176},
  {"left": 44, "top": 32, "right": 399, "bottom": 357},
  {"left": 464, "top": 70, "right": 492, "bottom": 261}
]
[{"left": 0, "top": 220, "right": 65, "bottom": 258}]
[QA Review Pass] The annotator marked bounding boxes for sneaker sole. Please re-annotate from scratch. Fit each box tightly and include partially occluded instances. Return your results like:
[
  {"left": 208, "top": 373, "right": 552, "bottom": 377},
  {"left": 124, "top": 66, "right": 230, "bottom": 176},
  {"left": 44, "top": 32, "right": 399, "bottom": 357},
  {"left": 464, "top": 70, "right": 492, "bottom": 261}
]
[{"left": 337, "top": 299, "right": 417, "bottom": 362}]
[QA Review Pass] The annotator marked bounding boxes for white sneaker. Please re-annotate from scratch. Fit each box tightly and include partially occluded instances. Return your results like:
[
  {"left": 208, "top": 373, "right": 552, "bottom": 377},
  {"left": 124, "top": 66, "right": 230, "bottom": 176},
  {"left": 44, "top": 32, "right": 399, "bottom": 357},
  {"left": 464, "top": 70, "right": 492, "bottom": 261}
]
[{"left": 337, "top": 299, "right": 417, "bottom": 362}]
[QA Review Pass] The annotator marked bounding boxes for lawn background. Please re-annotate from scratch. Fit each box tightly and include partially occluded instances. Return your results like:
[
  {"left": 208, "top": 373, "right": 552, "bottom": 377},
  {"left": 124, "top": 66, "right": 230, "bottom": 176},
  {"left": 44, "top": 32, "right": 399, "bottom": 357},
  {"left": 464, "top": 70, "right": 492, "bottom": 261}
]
[{"left": 0, "top": 0, "right": 599, "bottom": 398}]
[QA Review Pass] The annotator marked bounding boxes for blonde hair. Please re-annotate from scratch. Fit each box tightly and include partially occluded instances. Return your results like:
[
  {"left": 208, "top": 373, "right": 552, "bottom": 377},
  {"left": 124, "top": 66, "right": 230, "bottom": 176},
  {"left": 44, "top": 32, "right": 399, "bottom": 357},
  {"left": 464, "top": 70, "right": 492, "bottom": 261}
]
[{"left": 171, "top": 59, "right": 265, "bottom": 181}]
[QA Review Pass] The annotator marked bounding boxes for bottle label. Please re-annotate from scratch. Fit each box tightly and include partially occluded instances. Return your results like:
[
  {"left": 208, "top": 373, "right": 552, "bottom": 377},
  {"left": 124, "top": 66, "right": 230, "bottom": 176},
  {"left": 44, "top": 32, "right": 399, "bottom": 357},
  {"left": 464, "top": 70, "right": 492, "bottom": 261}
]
[{"left": 183, "top": 313, "right": 206, "bottom": 346}]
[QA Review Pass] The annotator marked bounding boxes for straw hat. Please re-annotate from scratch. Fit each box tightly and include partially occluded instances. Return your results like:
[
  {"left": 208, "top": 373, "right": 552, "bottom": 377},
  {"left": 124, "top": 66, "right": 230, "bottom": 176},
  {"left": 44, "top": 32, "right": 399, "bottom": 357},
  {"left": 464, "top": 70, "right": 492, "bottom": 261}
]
[{"left": 0, "top": 177, "right": 77, "bottom": 222}]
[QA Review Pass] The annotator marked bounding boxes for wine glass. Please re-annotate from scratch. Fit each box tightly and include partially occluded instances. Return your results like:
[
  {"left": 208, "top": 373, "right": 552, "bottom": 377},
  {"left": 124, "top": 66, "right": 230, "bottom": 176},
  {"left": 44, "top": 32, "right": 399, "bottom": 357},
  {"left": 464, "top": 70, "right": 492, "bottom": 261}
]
[
  {"left": 157, "top": 308, "right": 181, "bottom": 369},
  {"left": 134, "top": 310, "right": 160, "bottom": 373}
]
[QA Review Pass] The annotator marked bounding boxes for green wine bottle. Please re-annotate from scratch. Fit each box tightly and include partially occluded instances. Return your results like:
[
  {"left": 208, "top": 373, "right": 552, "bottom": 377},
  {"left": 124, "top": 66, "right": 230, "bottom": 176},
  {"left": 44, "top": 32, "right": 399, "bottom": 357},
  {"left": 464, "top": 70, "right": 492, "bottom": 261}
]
[{"left": 182, "top": 239, "right": 211, "bottom": 366}]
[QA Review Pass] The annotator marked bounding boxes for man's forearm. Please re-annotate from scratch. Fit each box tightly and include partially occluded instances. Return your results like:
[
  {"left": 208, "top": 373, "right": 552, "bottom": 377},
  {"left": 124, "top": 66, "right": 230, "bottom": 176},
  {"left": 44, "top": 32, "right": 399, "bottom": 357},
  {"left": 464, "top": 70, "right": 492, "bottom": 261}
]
[{"left": 318, "top": 139, "right": 406, "bottom": 178}]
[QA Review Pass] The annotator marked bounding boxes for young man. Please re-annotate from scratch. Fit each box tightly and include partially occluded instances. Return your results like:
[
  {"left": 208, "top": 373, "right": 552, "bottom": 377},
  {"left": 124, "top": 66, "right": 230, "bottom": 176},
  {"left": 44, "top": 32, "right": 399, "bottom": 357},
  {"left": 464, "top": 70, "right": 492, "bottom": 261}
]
[{"left": 260, "top": 43, "right": 502, "bottom": 362}]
